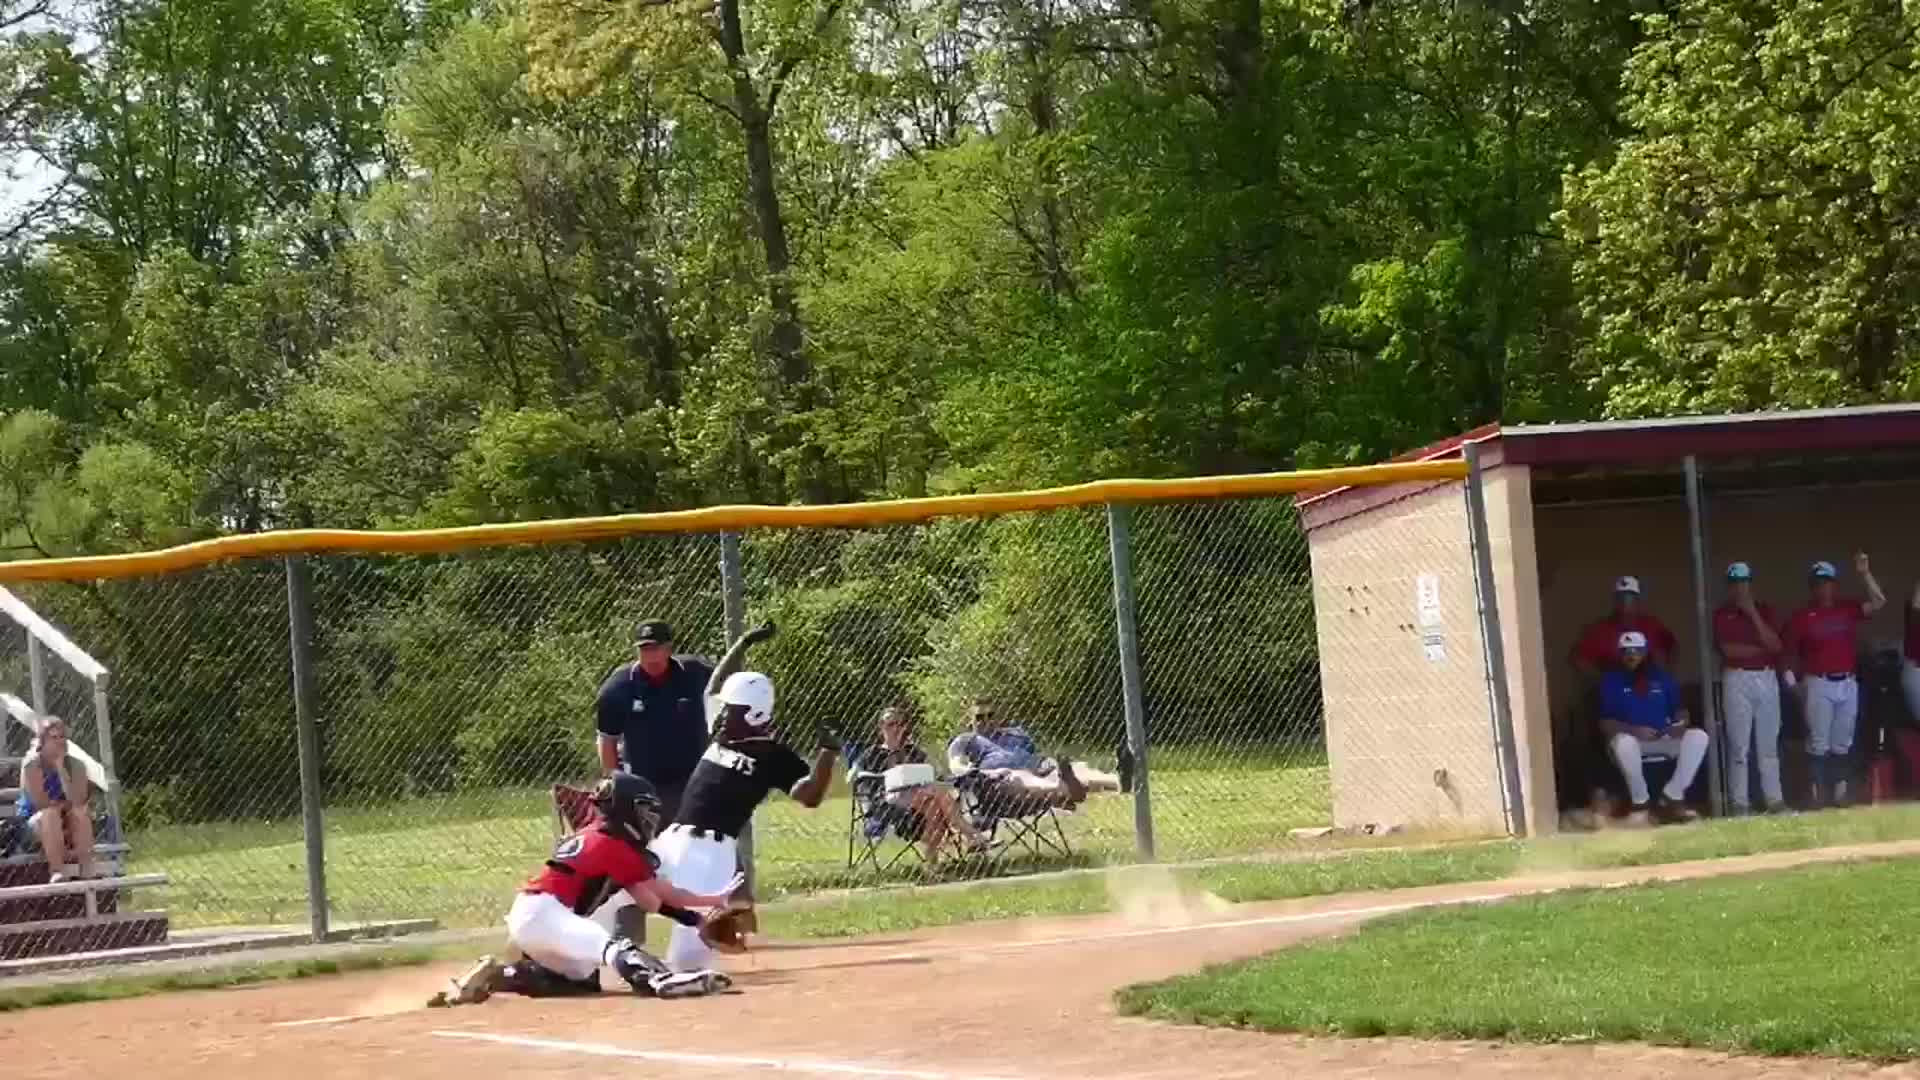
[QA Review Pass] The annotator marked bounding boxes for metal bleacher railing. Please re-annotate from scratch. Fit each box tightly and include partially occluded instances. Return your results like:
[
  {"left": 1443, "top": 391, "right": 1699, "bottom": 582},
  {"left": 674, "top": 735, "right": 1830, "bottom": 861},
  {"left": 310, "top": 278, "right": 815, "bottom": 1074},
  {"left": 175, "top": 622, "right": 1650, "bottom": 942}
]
[{"left": 0, "top": 458, "right": 1503, "bottom": 956}]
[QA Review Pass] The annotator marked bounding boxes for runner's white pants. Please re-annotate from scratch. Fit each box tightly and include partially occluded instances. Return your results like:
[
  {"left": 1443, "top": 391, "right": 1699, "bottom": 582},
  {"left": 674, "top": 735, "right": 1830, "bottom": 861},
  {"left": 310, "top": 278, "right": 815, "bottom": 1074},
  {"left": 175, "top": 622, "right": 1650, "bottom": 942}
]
[
  {"left": 1722, "top": 669, "right": 1783, "bottom": 810},
  {"left": 506, "top": 892, "right": 610, "bottom": 981},
  {"left": 1610, "top": 729, "right": 1710, "bottom": 806},
  {"left": 1803, "top": 674, "right": 1859, "bottom": 756},
  {"left": 652, "top": 824, "right": 737, "bottom": 972}
]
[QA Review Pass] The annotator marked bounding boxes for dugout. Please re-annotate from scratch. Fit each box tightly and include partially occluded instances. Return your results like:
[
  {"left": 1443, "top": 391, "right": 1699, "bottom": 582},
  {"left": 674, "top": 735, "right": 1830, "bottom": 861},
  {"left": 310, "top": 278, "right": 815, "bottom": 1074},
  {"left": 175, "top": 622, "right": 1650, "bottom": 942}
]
[{"left": 1297, "top": 404, "right": 1920, "bottom": 837}]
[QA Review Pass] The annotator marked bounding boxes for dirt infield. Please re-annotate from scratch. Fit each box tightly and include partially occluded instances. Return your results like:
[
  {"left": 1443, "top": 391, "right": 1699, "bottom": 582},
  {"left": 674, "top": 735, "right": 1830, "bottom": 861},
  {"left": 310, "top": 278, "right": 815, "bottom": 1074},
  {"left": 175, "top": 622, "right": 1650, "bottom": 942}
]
[{"left": 20, "top": 842, "right": 1920, "bottom": 1079}]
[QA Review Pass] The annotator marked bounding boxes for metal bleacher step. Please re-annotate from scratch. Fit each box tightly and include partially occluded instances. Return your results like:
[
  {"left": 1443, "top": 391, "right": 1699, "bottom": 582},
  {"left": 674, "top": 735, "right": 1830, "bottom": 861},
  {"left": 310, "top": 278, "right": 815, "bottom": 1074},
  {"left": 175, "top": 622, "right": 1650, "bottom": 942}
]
[
  {"left": 0, "top": 872, "right": 170, "bottom": 960},
  {"left": 0, "top": 911, "right": 170, "bottom": 961}
]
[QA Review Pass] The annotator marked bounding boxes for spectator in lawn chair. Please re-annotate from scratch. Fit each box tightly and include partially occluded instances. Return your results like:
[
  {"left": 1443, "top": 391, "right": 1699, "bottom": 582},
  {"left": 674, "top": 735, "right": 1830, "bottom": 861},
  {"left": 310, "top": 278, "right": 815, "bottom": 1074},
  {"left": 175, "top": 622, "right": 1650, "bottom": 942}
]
[
  {"left": 1714, "top": 562, "right": 1788, "bottom": 816},
  {"left": 1601, "top": 631, "right": 1710, "bottom": 826},
  {"left": 16, "top": 716, "right": 97, "bottom": 882},
  {"left": 1782, "top": 555, "right": 1888, "bottom": 808},
  {"left": 857, "top": 707, "right": 988, "bottom": 863},
  {"left": 1572, "top": 575, "right": 1679, "bottom": 676},
  {"left": 944, "top": 697, "right": 1122, "bottom": 811}
]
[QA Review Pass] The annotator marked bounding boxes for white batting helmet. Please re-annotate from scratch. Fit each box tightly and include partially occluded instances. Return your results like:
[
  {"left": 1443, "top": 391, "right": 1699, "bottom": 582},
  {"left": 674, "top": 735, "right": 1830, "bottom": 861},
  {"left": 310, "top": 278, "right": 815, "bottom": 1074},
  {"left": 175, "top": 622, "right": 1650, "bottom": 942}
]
[
  {"left": 719, "top": 672, "right": 775, "bottom": 727},
  {"left": 1617, "top": 630, "right": 1649, "bottom": 652}
]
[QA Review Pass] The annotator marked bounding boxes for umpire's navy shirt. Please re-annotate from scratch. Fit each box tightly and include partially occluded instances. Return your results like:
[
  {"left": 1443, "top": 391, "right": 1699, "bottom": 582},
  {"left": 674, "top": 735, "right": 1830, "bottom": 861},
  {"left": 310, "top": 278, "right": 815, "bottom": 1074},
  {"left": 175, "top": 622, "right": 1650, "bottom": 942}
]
[{"left": 595, "top": 656, "right": 715, "bottom": 791}]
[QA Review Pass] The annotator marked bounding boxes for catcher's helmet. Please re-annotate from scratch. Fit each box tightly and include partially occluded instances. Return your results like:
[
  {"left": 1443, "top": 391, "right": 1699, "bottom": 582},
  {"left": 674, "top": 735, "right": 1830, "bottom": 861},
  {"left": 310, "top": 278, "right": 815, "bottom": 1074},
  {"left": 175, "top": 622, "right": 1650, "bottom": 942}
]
[
  {"left": 593, "top": 771, "right": 663, "bottom": 846},
  {"left": 719, "top": 671, "right": 775, "bottom": 728}
]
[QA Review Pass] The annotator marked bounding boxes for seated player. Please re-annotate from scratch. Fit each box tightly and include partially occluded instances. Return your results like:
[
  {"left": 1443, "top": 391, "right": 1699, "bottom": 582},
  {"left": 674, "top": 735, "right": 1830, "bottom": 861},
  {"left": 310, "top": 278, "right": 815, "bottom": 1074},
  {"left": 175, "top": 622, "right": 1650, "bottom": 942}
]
[
  {"left": 944, "top": 696, "right": 1120, "bottom": 810},
  {"left": 1601, "top": 631, "right": 1710, "bottom": 826},
  {"left": 856, "top": 706, "right": 987, "bottom": 863},
  {"left": 436, "top": 772, "right": 743, "bottom": 1005}
]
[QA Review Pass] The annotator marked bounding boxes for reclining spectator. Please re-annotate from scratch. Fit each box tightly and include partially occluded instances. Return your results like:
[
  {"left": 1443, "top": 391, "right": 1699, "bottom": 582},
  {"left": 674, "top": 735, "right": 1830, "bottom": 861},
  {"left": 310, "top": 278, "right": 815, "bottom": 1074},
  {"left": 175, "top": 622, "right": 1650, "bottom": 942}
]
[
  {"left": 945, "top": 697, "right": 1120, "bottom": 811},
  {"left": 16, "top": 716, "right": 97, "bottom": 882},
  {"left": 1602, "top": 631, "right": 1709, "bottom": 826},
  {"left": 856, "top": 707, "right": 987, "bottom": 863}
]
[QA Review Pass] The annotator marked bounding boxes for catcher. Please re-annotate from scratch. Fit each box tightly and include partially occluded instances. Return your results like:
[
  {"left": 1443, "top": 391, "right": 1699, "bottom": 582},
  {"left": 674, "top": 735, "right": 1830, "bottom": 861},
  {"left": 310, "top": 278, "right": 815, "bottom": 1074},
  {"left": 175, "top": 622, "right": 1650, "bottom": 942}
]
[{"left": 434, "top": 771, "right": 744, "bottom": 1006}]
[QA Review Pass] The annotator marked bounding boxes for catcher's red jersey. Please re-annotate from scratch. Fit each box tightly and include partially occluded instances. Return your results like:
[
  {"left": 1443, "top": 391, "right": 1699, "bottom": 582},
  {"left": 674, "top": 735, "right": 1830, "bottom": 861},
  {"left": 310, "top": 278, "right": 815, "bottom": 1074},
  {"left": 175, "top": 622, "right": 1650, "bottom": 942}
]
[{"left": 524, "top": 826, "right": 658, "bottom": 916}]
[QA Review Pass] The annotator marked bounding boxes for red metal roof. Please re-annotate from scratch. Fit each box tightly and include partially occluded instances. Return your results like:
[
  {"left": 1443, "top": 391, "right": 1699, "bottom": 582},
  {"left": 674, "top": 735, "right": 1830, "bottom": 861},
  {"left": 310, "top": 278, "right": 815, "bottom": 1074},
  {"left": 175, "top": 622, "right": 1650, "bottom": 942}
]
[{"left": 1295, "top": 404, "right": 1920, "bottom": 530}]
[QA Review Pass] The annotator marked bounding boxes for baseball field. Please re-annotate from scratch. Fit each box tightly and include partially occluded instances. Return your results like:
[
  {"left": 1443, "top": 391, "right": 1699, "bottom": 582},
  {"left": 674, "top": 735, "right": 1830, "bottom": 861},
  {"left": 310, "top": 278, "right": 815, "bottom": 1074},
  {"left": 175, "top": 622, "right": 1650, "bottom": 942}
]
[{"left": 14, "top": 812, "right": 1920, "bottom": 1077}]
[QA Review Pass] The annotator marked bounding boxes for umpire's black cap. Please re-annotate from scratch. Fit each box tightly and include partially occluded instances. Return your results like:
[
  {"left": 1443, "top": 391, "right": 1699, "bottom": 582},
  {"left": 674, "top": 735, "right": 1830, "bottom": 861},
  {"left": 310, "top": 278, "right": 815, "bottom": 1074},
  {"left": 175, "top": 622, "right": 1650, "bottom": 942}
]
[{"left": 634, "top": 620, "right": 674, "bottom": 646}]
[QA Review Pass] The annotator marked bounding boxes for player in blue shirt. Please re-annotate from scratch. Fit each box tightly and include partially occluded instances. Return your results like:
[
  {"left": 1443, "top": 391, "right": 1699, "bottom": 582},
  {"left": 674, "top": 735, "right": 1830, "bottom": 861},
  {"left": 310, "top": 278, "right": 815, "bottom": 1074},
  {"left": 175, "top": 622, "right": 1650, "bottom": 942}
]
[{"left": 1600, "top": 630, "right": 1710, "bottom": 825}]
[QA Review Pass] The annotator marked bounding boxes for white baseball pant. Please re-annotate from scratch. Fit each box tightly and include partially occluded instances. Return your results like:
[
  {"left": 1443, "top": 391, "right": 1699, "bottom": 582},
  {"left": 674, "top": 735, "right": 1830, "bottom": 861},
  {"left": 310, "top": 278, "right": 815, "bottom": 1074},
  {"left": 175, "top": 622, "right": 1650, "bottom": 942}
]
[
  {"left": 506, "top": 892, "right": 612, "bottom": 981},
  {"left": 1609, "top": 728, "right": 1710, "bottom": 806},
  {"left": 652, "top": 824, "right": 737, "bottom": 972},
  {"left": 1802, "top": 674, "right": 1859, "bottom": 756},
  {"left": 1903, "top": 661, "right": 1920, "bottom": 733},
  {"left": 1722, "top": 669, "right": 1783, "bottom": 810}
]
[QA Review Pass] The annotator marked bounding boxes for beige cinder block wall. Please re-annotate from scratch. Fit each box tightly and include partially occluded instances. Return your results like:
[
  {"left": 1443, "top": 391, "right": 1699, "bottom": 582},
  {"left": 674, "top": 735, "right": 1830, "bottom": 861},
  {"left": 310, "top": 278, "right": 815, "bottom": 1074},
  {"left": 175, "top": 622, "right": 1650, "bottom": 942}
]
[
  {"left": 1480, "top": 459, "right": 1559, "bottom": 834},
  {"left": 1307, "top": 481, "right": 1510, "bottom": 833}
]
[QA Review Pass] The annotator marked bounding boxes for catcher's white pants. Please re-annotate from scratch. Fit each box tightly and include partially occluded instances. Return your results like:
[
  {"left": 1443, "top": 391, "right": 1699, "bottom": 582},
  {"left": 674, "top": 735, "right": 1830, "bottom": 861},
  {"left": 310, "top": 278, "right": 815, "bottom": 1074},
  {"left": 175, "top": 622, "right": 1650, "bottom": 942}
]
[
  {"left": 1803, "top": 674, "right": 1859, "bottom": 756},
  {"left": 507, "top": 892, "right": 610, "bottom": 981},
  {"left": 652, "top": 824, "right": 736, "bottom": 972},
  {"left": 1609, "top": 729, "right": 1709, "bottom": 806},
  {"left": 1722, "top": 669, "right": 1783, "bottom": 810}
]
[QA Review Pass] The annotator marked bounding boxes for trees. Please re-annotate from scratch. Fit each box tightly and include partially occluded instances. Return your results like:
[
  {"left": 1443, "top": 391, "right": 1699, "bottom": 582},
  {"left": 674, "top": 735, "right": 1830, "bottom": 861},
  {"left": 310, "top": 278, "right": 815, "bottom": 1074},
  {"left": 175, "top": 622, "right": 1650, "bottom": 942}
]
[
  {"left": 1563, "top": 0, "right": 1920, "bottom": 415},
  {"left": 8, "top": 0, "right": 1920, "bottom": 820}
]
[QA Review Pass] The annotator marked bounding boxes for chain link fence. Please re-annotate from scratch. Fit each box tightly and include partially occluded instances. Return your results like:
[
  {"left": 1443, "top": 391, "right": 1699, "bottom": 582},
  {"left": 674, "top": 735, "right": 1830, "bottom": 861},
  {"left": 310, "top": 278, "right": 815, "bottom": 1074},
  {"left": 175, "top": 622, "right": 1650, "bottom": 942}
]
[{"left": 0, "top": 474, "right": 1507, "bottom": 960}]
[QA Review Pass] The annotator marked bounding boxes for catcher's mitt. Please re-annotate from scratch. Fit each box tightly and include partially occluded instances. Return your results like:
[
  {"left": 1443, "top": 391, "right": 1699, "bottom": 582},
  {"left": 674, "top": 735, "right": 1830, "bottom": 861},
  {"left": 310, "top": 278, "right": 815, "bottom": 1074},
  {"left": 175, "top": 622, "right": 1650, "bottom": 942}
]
[{"left": 699, "top": 906, "right": 755, "bottom": 955}]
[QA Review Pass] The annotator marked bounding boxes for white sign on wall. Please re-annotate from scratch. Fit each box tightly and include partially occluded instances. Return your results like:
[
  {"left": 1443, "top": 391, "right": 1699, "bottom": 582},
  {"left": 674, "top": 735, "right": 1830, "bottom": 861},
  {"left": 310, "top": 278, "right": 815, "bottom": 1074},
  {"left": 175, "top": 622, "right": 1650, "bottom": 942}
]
[{"left": 1416, "top": 573, "right": 1442, "bottom": 628}]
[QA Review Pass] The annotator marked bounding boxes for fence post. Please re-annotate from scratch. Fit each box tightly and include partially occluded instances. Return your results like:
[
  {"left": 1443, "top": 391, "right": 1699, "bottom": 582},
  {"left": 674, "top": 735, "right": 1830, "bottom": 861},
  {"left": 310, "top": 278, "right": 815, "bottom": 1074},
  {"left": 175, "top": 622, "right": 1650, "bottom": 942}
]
[
  {"left": 1684, "top": 456, "right": 1728, "bottom": 816},
  {"left": 1462, "top": 442, "right": 1528, "bottom": 838},
  {"left": 718, "top": 532, "right": 754, "bottom": 894},
  {"left": 1104, "top": 503, "right": 1155, "bottom": 861},
  {"left": 285, "top": 555, "right": 329, "bottom": 943},
  {"left": 26, "top": 636, "right": 46, "bottom": 713},
  {"left": 91, "top": 678, "right": 122, "bottom": 844}
]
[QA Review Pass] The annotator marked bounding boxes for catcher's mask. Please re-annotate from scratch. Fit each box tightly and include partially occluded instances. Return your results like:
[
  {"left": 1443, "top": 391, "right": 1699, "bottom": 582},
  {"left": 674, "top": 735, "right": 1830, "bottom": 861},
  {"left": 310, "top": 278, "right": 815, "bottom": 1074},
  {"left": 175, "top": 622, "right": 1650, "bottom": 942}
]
[{"left": 593, "top": 771, "right": 663, "bottom": 846}]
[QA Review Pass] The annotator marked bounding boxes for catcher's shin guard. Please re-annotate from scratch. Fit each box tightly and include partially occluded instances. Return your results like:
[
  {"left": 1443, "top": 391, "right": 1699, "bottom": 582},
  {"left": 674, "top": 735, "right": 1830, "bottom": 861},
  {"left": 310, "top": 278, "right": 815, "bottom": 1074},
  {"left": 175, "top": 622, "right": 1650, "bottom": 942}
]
[
  {"left": 608, "top": 938, "right": 671, "bottom": 992},
  {"left": 647, "top": 969, "right": 734, "bottom": 999},
  {"left": 500, "top": 957, "right": 602, "bottom": 997}
]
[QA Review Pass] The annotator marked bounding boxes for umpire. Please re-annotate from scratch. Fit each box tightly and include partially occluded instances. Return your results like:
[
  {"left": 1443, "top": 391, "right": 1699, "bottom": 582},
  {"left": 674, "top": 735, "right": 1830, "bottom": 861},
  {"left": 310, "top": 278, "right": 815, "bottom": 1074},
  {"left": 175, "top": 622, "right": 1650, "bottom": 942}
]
[
  {"left": 594, "top": 619, "right": 715, "bottom": 943},
  {"left": 595, "top": 619, "right": 714, "bottom": 825}
]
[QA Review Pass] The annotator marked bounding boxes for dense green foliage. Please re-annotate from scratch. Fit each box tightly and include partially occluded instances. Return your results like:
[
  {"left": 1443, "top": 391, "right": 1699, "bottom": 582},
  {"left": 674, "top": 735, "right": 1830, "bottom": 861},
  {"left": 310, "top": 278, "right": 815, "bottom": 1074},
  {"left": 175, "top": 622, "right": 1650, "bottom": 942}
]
[{"left": 2, "top": 0, "right": 1917, "bottom": 821}]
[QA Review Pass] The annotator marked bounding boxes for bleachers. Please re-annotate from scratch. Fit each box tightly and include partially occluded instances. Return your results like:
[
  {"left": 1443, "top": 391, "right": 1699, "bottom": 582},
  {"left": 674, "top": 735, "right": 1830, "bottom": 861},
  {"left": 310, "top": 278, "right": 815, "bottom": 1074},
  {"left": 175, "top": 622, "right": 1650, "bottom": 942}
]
[{"left": 1, "top": 755, "right": 172, "bottom": 963}]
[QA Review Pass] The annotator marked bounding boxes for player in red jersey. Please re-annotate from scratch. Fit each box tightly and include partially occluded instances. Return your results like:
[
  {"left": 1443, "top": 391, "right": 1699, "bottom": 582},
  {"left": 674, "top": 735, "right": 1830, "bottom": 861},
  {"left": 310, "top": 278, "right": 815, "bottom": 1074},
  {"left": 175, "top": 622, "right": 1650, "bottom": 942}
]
[
  {"left": 1782, "top": 554, "right": 1889, "bottom": 808},
  {"left": 433, "top": 771, "right": 744, "bottom": 1005}
]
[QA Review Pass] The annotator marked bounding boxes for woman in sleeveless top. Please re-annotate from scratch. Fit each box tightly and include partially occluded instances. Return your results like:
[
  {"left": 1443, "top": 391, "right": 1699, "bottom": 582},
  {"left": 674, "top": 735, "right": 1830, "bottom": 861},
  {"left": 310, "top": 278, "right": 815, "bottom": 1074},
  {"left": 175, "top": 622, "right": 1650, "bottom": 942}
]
[{"left": 17, "top": 716, "right": 96, "bottom": 882}]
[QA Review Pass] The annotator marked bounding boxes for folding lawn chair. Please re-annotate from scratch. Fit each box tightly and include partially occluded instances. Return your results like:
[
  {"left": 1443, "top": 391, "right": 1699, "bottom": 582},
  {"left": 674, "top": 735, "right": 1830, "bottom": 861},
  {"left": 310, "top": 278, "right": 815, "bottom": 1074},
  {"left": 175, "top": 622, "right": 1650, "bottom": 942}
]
[
  {"left": 551, "top": 782, "right": 598, "bottom": 837},
  {"left": 842, "top": 739, "right": 931, "bottom": 875},
  {"left": 952, "top": 769, "right": 1074, "bottom": 861}
]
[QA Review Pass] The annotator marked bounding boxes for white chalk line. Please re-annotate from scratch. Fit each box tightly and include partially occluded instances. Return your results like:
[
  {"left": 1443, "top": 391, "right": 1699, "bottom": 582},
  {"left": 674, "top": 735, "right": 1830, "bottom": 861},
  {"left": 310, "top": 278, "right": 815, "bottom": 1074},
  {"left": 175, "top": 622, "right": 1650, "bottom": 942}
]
[{"left": 431, "top": 1030, "right": 1026, "bottom": 1080}]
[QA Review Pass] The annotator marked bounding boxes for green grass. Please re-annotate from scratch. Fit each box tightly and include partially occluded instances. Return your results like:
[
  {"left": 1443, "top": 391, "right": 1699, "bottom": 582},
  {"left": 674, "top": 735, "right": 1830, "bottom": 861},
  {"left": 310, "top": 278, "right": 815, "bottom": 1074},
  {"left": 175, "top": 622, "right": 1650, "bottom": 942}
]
[
  {"left": 21, "top": 802, "right": 1920, "bottom": 1015},
  {"left": 0, "top": 938, "right": 486, "bottom": 1013},
  {"left": 125, "top": 743, "right": 1920, "bottom": 935},
  {"left": 129, "top": 757, "right": 1336, "bottom": 929},
  {"left": 1117, "top": 857, "right": 1920, "bottom": 1060}
]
